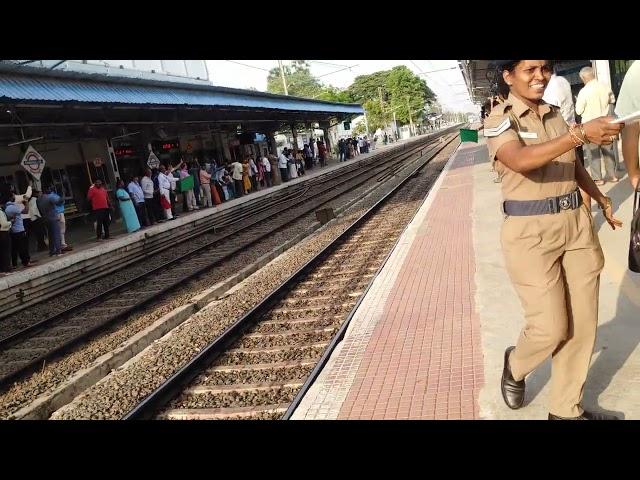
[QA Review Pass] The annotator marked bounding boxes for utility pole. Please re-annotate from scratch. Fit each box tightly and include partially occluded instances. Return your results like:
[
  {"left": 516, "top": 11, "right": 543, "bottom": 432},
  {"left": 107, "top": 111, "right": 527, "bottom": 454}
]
[
  {"left": 278, "top": 60, "right": 289, "bottom": 96},
  {"left": 392, "top": 111, "right": 397, "bottom": 139},
  {"left": 406, "top": 97, "right": 414, "bottom": 137},
  {"left": 378, "top": 87, "right": 388, "bottom": 131},
  {"left": 364, "top": 111, "right": 370, "bottom": 136}
]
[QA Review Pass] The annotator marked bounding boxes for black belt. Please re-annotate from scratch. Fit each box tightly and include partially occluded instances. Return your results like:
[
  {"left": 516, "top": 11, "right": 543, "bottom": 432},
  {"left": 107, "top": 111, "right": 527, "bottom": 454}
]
[{"left": 502, "top": 189, "right": 582, "bottom": 216}]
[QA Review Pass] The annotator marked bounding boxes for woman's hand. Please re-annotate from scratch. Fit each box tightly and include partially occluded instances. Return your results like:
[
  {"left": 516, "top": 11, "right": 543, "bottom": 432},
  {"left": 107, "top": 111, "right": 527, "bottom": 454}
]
[
  {"left": 582, "top": 117, "right": 625, "bottom": 145},
  {"left": 599, "top": 196, "right": 623, "bottom": 230}
]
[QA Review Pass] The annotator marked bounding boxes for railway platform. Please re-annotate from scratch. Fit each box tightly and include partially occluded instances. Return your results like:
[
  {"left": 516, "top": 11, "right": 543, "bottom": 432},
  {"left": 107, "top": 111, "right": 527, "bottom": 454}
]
[
  {"left": 292, "top": 133, "right": 640, "bottom": 420},
  {"left": 0, "top": 134, "right": 431, "bottom": 294}
]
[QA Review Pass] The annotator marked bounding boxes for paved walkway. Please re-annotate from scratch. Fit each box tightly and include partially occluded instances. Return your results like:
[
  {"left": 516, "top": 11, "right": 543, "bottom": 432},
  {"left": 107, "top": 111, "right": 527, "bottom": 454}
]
[{"left": 293, "top": 134, "right": 640, "bottom": 420}]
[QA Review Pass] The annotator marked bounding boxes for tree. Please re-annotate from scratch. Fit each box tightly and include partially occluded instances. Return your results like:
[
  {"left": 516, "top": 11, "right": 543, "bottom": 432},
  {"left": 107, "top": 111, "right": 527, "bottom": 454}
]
[
  {"left": 346, "top": 71, "right": 390, "bottom": 103},
  {"left": 314, "top": 86, "right": 352, "bottom": 103},
  {"left": 344, "top": 66, "right": 436, "bottom": 130},
  {"left": 363, "top": 99, "right": 389, "bottom": 133},
  {"left": 267, "top": 60, "right": 324, "bottom": 98},
  {"left": 386, "top": 66, "right": 435, "bottom": 124},
  {"left": 352, "top": 122, "right": 367, "bottom": 136}
]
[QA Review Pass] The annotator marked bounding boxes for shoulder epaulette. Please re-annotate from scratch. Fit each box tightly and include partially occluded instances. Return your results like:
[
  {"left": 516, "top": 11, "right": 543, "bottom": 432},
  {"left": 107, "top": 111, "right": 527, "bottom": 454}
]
[{"left": 483, "top": 117, "right": 511, "bottom": 137}]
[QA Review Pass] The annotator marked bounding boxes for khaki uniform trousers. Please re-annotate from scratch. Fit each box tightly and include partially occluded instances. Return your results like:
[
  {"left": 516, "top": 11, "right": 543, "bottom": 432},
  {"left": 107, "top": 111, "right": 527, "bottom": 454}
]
[{"left": 501, "top": 204, "right": 604, "bottom": 418}]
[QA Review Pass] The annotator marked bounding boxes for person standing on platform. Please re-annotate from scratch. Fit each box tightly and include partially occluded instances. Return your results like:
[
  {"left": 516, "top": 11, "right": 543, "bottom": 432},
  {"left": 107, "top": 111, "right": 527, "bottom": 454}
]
[
  {"left": 242, "top": 158, "right": 252, "bottom": 194},
  {"left": 230, "top": 159, "right": 244, "bottom": 197},
  {"left": 278, "top": 149, "right": 289, "bottom": 182},
  {"left": 317, "top": 141, "right": 327, "bottom": 167},
  {"left": 157, "top": 165, "right": 174, "bottom": 220},
  {"left": 261, "top": 151, "right": 273, "bottom": 187},
  {"left": 485, "top": 60, "right": 624, "bottom": 420},
  {"left": 115, "top": 179, "right": 141, "bottom": 234},
  {"left": 37, "top": 185, "right": 63, "bottom": 255},
  {"left": 199, "top": 164, "right": 213, "bottom": 208},
  {"left": 127, "top": 175, "right": 148, "bottom": 227},
  {"left": 179, "top": 162, "right": 198, "bottom": 211},
  {"left": 53, "top": 192, "right": 72, "bottom": 252},
  {"left": 5, "top": 192, "right": 36, "bottom": 268},
  {"left": 189, "top": 161, "right": 201, "bottom": 207},
  {"left": 249, "top": 155, "right": 259, "bottom": 192},
  {"left": 303, "top": 143, "right": 313, "bottom": 170},
  {"left": 0, "top": 198, "right": 14, "bottom": 274},
  {"left": 543, "top": 65, "right": 590, "bottom": 207},
  {"left": 141, "top": 169, "right": 157, "bottom": 225},
  {"left": 576, "top": 66, "right": 618, "bottom": 185},
  {"left": 287, "top": 150, "right": 298, "bottom": 179},
  {"left": 28, "top": 190, "right": 47, "bottom": 251},
  {"left": 87, "top": 179, "right": 112, "bottom": 240}
]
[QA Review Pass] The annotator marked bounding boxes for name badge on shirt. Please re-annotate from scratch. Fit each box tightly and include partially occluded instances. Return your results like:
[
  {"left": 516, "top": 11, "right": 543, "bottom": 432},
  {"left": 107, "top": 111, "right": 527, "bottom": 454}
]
[{"left": 518, "top": 131, "right": 538, "bottom": 139}]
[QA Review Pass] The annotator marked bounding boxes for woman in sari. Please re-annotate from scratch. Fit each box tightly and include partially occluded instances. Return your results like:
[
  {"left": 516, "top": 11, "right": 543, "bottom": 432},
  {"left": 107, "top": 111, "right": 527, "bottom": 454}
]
[
  {"left": 242, "top": 158, "right": 252, "bottom": 194},
  {"left": 116, "top": 179, "right": 141, "bottom": 233}
]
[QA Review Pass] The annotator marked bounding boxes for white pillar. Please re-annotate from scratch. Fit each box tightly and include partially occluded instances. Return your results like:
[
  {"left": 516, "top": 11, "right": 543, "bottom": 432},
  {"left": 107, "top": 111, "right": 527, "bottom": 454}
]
[{"left": 592, "top": 60, "right": 612, "bottom": 89}]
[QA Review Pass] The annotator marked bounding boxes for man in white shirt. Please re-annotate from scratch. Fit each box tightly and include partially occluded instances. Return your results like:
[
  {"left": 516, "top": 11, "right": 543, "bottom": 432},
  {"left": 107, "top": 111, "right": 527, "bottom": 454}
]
[
  {"left": 230, "top": 160, "right": 244, "bottom": 197},
  {"left": 261, "top": 153, "right": 272, "bottom": 188},
  {"left": 140, "top": 169, "right": 157, "bottom": 224},
  {"left": 128, "top": 176, "right": 148, "bottom": 227},
  {"left": 157, "top": 165, "right": 174, "bottom": 220},
  {"left": 543, "top": 71, "right": 575, "bottom": 125},
  {"left": 576, "top": 66, "right": 617, "bottom": 184},
  {"left": 278, "top": 149, "right": 289, "bottom": 182},
  {"left": 543, "top": 68, "right": 590, "bottom": 205}
]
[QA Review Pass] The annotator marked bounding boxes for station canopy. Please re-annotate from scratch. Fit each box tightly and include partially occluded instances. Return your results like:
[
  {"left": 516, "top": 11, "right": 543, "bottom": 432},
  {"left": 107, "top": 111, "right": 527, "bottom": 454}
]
[{"left": 0, "top": 63, "right": 364, "bottom": 143}]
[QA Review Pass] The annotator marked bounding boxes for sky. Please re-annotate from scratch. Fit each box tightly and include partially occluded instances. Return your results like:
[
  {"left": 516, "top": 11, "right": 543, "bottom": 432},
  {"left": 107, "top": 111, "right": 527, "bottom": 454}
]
[{"left": 205, "top": 60, "right": 477, "bottom": 113}]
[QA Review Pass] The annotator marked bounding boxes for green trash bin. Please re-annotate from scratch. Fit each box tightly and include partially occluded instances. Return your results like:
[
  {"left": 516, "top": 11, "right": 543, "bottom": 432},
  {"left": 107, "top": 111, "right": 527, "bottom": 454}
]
[{"left": 460, "top": 128, "right": 478, "bottom": 143}]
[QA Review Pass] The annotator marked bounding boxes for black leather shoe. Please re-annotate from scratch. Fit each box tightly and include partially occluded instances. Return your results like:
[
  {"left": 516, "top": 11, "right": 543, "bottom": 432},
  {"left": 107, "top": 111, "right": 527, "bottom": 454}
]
[
  {"left": 501, "top": 346, "right": 525, "bottom": 409},
  {"left": 548, "top": 410, "right": 620, "bottom": 420}
]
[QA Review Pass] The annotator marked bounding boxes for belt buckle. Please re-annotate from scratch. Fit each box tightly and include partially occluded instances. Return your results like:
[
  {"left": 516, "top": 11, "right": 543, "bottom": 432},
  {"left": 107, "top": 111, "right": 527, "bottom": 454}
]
[
  {"left": 500, "top": 201, "right": 507, "bottom": 218},
  {"left": 559, "top": 195, "right": 571, "bottom": 210}
]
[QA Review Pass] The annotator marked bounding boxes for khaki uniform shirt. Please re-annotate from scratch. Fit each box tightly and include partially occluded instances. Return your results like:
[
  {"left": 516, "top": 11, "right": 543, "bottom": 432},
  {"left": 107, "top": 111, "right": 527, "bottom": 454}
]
[{"left": 485, "top": 92, "right": 578, "bottom": 201}]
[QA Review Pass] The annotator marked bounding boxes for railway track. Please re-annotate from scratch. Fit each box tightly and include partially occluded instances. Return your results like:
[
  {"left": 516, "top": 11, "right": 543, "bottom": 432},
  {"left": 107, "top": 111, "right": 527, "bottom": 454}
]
[
  {"left": 0, "top": 131, "right": 457, "bottom": 391},
  {"left": 122, "top": 132, "right": 459, "bottom": 420},
  {"left": 1, "top": 133, "right": 458, "bottom": 323}
]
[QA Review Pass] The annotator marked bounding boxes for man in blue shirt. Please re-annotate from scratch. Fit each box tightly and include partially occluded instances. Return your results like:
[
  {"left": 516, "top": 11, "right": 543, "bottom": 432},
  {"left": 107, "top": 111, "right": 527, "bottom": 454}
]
[
  {"left": 4, "top": 192, "right": 36, "bottom": 268},
  {"left": 53, "top": 192, "right": 72, "bottom": 252},
  {"left": 36, "top": 186, "right": 64, "bottom": 256},
  {"left": 127, "top": 175, "right": 149, "bottom": 227}
]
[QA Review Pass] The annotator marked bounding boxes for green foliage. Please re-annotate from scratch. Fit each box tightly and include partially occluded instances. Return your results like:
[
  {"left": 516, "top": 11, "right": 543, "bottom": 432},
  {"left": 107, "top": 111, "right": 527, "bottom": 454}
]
[
  {"left": 362, "top": 99, "right": 389, "bottom": 132},
  {"left": 266, "top": 62, "right": 444, "bottom": 133},
  {"left": 346, "top": 71, "right": 390, "bottom": 103},
  {"left": 267, "top": 60, "right": 325, "bottom": 98},
  {"left": 386, "top": 66, "right": 435, "bottom": 124},
  {"left": 352, "top": 122, "right": 367, "bottom": 135},
  {"left": 314, "top": 86, "right": 352, "bottom": 103},
  {"left": 345, "top": 66, "right": 436, "bottom": 128}
]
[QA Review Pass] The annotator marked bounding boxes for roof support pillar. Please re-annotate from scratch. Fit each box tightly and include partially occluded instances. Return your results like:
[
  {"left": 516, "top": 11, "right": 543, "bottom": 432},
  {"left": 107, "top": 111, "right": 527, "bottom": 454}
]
[{"left": 290, "top": 123, "right": 298, "bottom": 152}]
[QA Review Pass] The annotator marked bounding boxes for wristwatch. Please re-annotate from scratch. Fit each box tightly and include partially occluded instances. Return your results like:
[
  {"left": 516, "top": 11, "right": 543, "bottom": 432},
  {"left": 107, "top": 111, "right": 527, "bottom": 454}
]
[{"left": 598, "top": 196, "right": 612, "bottom": 210}]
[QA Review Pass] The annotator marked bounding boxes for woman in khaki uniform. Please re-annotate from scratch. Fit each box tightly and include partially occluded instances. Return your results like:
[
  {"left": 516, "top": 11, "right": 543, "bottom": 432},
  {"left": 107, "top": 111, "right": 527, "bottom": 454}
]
[{"left": 485, "top": 60, "right": 625, "bottom": 420}]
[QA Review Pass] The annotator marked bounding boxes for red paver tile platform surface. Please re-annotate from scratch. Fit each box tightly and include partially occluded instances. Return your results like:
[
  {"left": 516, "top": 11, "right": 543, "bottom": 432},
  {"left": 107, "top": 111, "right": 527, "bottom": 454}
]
[{"left": 337, "top": 144, "right": 485, "bottom": 419}]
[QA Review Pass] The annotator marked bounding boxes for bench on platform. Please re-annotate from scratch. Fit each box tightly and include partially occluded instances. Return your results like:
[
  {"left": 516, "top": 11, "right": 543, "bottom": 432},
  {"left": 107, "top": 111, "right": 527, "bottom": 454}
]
[{"left": 64, "top": 201, "right": 90, "bottom": 223}]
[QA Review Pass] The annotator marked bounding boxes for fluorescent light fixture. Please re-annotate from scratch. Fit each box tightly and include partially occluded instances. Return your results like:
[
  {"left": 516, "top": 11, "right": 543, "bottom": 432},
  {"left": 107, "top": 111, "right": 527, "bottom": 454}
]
[
  {"left": 111, "top": 131, "right": 141, "bottom": 140},
  {"left": 8, "top": 136, "right": 44, "bottom": 146}
]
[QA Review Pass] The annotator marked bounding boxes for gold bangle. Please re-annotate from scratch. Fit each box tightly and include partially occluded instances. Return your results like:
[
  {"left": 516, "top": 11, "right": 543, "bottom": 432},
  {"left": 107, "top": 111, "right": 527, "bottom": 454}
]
[
  {"left": 568, "top": 126, "right": 584, "bottom": 147},
  {"left": 578, "top": 123, "right": 590, "bottom": 144}
]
